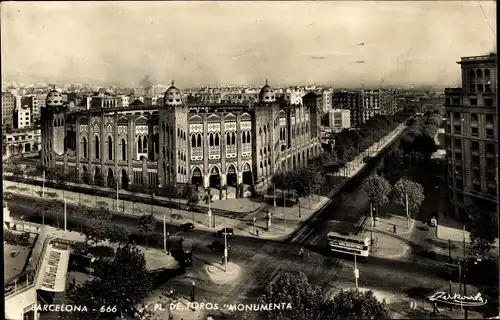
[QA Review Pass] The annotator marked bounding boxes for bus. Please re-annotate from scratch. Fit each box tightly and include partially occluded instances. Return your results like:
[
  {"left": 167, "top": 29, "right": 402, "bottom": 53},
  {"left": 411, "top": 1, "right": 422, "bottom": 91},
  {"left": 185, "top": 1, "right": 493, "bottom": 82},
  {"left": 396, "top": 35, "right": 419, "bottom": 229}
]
[{"left": 326, "top": 231, "right": 370, "bottom": 261}]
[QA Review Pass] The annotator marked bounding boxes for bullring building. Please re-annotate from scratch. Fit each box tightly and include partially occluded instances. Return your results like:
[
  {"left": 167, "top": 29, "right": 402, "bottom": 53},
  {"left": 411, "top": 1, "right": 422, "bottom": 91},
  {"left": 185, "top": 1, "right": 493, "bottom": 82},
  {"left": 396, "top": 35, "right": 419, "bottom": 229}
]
[{"left": 40, "top": 82, "right": 322, "bottom": 197}]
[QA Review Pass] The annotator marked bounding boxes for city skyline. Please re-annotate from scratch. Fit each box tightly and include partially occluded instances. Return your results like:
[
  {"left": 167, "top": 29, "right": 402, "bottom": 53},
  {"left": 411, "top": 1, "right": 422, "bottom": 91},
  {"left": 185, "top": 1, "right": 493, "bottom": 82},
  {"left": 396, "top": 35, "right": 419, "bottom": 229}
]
[{"left": 1, "top": 1, "right": 496, "bottom": 87}]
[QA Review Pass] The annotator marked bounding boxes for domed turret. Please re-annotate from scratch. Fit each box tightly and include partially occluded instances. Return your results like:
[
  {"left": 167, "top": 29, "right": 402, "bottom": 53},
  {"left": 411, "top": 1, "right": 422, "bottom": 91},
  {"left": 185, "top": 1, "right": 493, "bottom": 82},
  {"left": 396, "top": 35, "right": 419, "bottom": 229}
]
[
  {"left": 259, "top": 80, "right": 275, "bottom": 103},
  {"left": 46, "top": 89, "right": 64, "bottom": 107},
  {"left": 164, "top": 80, "right": 183, "bottom": 107}
]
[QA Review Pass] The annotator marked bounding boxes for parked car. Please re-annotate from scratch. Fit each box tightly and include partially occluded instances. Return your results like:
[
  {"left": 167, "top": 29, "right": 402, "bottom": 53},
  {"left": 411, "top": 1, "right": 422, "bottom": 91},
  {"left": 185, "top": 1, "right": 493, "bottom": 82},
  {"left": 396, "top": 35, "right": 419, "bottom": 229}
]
[
  {"left": 178, "top": 223, "right": 195, "bottom": 232},
  {"left": 215, "top": 228, "right": 234, "bottom": 238},
  {"left": 211, "top": 240, "right": 230, "bottom": 252},
  {"left": 4, "top": 192, "right": 13, "bottom": 200}
]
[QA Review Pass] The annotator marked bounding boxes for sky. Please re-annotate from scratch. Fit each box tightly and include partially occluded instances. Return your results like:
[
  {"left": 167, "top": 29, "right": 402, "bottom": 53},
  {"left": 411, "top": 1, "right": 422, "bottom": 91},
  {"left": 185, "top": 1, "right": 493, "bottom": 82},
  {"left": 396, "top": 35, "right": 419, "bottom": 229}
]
[{"left": 1, "top": 1, "right": 496, "bottom": 88}]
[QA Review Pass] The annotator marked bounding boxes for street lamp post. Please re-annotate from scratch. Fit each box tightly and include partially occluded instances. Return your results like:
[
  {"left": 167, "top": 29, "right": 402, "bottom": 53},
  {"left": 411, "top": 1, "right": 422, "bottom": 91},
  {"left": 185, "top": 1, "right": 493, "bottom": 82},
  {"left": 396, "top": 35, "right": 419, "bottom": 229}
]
[
  {"left": 191, "top": 281, "right": 195, "bottom": 302},
  {"left": 163, "top": 212, "right": 167, "bottom": 253},
  {"left": 224, "top": 230, "right": 228, "bottom": 272},
  {"left": 166, "top": 232, "right": 170, "bottom": 255},
  {"left": 207, "top": 187, "right": 212, "bottom": 228},
  {"left": 273, "top": 183, "right": 276, "bottom": 216},
  {"left": 354, "top": 253, "right": 359, "bottom": 289},
  {"left": 252, "top": 215, "right": 256, "bottom": 234},
  {"left": 296, "top": 198, "right": 301, "bottom": 218}
]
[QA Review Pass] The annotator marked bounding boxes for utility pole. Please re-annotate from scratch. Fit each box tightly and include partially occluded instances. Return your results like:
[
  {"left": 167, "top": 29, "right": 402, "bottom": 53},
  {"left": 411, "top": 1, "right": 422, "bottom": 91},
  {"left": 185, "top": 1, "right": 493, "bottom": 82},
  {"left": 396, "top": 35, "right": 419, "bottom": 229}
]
[
  {"left": 116, "top": 181, "right": 119, "bottom": 211},
  {"left": 273, "top": 183, "right": 276, "bottom": 216},
  {"left": 369, "top": 202, "right": 374, "bottom": 247},
  {"left": 405, "top": 192, "right": 410, "bottom": 229},
  {"left": 63, "top": 197, "right": 67, "bottom": 231},
  {"left": 163, "top": 212, "right": 167, "bottom": 253},
  {"left": 207, "top": 187, "right": 212, "bottom": 228},
  {"left": 42, "top": 170, "right": 45, "bottom": 197},
  {"left": 354, "top": 254, "right": 359, "bottom": 289},
  {"left": 463, "top": 224, "right": 468, "bottom": 320},
  {"left": 224, "top": 230, "right": 228, "bottom": 272}
]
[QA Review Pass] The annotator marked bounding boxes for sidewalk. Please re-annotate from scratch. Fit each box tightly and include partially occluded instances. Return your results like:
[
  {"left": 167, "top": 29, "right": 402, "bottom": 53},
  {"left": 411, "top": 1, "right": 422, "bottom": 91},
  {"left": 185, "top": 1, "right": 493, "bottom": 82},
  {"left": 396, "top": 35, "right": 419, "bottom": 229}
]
[{"left": 4, "top": 124, "right": 407, "bottom": 241}]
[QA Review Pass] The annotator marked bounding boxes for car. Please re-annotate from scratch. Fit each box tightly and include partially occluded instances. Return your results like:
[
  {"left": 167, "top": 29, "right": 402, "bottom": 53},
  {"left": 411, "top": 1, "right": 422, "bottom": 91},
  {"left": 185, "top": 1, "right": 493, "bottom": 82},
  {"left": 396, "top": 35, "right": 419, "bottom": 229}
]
[
  {"left": 211, "top": 240, "right": 230, "bottom": 251},
  {"left": 178, "top": 223, "right": 195, "bottom": 232},
  {"left": 215, "top": 228, "right": 234, "bottom": 238},
  {"left": 4, "top": 192, "right": 13, "bottom": 200}
]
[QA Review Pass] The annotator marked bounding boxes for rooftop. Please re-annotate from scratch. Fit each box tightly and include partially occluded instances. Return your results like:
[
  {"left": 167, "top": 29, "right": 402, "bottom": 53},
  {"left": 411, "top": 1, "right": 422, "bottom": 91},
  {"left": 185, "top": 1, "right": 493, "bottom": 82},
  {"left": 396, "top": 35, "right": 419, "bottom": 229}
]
[{"left": 4, "top": 244, "right": 31, "bottom": 283}]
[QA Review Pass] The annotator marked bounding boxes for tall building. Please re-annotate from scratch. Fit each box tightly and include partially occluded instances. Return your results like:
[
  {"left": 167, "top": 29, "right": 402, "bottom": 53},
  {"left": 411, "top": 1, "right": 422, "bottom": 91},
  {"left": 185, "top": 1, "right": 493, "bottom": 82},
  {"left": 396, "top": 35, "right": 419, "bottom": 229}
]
[
  {"left": 332, "top": 90, "right": 361, "bottom": 127},
  {"left": 40, "top": 82, "right": 322, "bottom": 198},
  {"left": 328, "top": 109, "right": 351, "bottom": 132},
  {"left": 2, "top": 92, "right": 16, "bottom": 127},
  {"left": 444, "top": 53, "right": 497, "bottom": 220},
  {"left": 22, "top": 96, "right": 41, "bottom": 123},
  {"left": 14, "top": 105, "right": 31, "bottom": 129}
]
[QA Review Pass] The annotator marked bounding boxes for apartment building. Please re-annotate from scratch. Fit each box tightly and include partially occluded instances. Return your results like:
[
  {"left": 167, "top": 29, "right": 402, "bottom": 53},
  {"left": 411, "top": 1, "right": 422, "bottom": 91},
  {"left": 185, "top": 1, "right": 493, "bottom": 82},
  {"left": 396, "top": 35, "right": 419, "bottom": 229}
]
[
  {"left": 2, "top": 92, "right": 16, "bottom": 127},
  {"left": 14, "top": 105, "right": 31, "bottom": 129},
  {"left": 444, "top": 53, "right": 497, "bottom": 220},
  {"left": 328, "top": 109, "right": 351, "bottom": 132}
]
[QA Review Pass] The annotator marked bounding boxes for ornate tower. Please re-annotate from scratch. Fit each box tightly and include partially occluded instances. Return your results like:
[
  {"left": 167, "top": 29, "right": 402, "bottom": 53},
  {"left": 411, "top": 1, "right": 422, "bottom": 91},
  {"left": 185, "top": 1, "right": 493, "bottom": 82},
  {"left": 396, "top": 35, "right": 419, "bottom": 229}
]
[{"left": 41, "top": 88, "right": 65, "bottom": 167}]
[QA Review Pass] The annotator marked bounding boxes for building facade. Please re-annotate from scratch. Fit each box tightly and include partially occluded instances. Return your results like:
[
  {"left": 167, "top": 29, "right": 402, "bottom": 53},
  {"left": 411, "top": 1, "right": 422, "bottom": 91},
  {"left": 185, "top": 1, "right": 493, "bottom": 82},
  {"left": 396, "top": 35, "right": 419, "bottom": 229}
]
[
  {"left": 3, "top": 128, "right": 42, "bottom": 157},
  {"left": 2, "top": 92, "right": 16, "bottom": 127},
  {"left": 14, "top": 105, "right": 31, "bottom": 129},
  {"left": 328, "top": 109, "right": 351, "bottom": 132},
  {"left": 40, "top": 82, "right": 322, "bottom": 196},
  {"left": 444, "top": 53, "right": 497, "bottom": 219}
]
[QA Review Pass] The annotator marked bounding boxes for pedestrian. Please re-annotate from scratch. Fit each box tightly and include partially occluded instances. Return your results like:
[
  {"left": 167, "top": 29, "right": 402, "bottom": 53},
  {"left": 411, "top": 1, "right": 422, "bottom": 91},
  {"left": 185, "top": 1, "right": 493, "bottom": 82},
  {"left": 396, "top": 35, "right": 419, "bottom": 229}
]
[
  {"left": 256, "top": 229, "right": 259, "bottom": 237},
  {"left": 431, "top": 302, "right": 440, "bottom": 315},
  {"left": 393, "top": 224, "right": 397, "bottom": 233}
]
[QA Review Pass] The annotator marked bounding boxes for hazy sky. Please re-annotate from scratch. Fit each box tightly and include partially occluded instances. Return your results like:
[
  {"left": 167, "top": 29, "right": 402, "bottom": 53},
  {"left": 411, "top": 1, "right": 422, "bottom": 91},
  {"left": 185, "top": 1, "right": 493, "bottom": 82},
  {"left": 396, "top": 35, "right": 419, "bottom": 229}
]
[{"left": 1, "top": 1, "right": 496, "bottom": 87}]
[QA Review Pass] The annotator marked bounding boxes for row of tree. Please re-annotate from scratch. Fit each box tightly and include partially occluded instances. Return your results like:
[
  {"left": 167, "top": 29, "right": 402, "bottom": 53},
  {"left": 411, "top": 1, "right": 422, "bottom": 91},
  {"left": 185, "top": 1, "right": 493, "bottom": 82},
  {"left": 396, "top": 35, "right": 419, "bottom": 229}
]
[
  {"left": 364, "top": 174, "right": 425, "bottom": 222},
  {"left": 260, "top": 272, "right": 391, "bottom": 320}
]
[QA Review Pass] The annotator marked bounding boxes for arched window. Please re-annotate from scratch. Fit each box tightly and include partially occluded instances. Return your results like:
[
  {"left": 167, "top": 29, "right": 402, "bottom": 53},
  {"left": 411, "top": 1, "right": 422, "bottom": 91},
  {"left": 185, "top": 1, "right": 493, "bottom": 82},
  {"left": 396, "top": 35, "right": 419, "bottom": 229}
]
[
  {"left": 231, "top": 132, "right": 236, "bottom": 145},
  {"left": 468, "top": 69, "right": 475, "bottom": 79},
  {"left": 154, "top": 134, "right": 159, "bottom": 153},
  {"left": 137, "top": 136, "right": 142, "bottom": 153},
  {"left": 226, "top": 133, "right": 231, "bottom": 145},
  {"left": 259, "top": 127, "right": 262, "bottom": 136},
  {"left": 247, "top": 132, "right": 251, "bottom": 143},
  {"left": 197, "top": 134, "right": 202, "bottom": 147},
  {"left": 209, "top": 133, "right": 214, "bottom": 146},
  {"left": 192, "top": 135, "right": 196, "bottom": 147},
  {"left": 242, "top": 132, "right": 245, "bottom": 144},
  {"left": 108, "top": 136, "right": 113, "bottom": 160},
  {"left": 485, "top": 69, "right": 491, "bottom": 79},
  {"left": 121, "top": 139, "right": 126, "bottom": 161},
  {"left": 260, "top": 149, "right": 263, "bottom": 156},
  {"left": 95, "top": 136, "right": 100, "bottom": 159},
  {"left": 82, "top": 137, "right": 88, "bottom": 158},
  {"left": 215, "top": 133, "right": 220, "bottom": 146},
  {"left": 476, "top": 69, "right": 483, "bottom": 79}
]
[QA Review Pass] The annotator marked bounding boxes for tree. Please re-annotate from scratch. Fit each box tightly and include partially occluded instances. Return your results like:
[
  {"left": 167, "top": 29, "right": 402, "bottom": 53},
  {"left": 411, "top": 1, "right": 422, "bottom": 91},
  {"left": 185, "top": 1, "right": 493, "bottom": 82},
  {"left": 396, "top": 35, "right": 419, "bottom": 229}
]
[
  {"left": 364, "top": 174, "right": 392, "bottom": 218},
  {"left": 137, "top": 214, "right": 156, "bottom": 247},
  {"left": 411, "top": 134, "right": 437, "bottom": 161},
  {"left": 187, "top": 192, "right": 199, "bottom": 209},
  {"left": 56, "top": 170, "right": 68, "bottom": 202},
  {"left": 73, "top": 205, "right": 88, "bottom": 233},
  {"left": 324, "top": 289, "right": 391, "bottom": 320},
  {"left": 105, "top": 225, "right": 130, "bottom": 246},
  {"left": 81, "top": 205, "right": 113, "bottom": 251},
  {"left": 390, "top": 178, "right": 425, "bottom": 225},
  {"left": 259, "top": 272, "right": 326, "bottom": 320},
  {"left": 12, "top": 165, "right": 24, "bottom": 188},
  {"left": 65, "top": 245, "right": 152, "bottom": 319},
  {"left": 468, "top": 214, "right": 496, "bottom": 259}
]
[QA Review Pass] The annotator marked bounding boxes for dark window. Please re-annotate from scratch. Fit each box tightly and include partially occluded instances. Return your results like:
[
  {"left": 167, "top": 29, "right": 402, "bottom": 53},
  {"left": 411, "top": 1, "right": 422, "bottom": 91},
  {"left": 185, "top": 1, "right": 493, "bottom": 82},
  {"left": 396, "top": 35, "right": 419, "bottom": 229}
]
[
  {"left": 471, "top": 127, "right": 478, "bottom": 137},
  {"left": 197, "top": 134, "right": 202, "bottom": 147},
  {"left": 226, "top": 133, "right": 231, "bottom": 145},
  {"left": 121, "top": 139, "right": 126, "bottom": 161},
  {"left": 470, "top": 98, "right": 477, "bottom": 106},
  {"left": 486, "top": 114, "right": 494, "bottom": 122},
  {"left": 82, "top": 137, "right": 88, "bottom": 158},
  {"left": 471, "top": 113, "right": 478, "bottom": 121},
  {"left": 454, "top": 125, "right": 461, "bottom": 134},
  {"left": 95, "top": 136, "right": 100, "bottom": 159},
  {"left": 472, "top": 155, "right": 480, "bottom": 165},
  {"left": 209, "top": 133, "right": 214, "bottom": 147},
  {"left": 215, "top": 133, "right": 220, "bottom": 146},
  {"left": 231, "top": 132, "right": 236, "bottom": 145},
  {"left": 137, "top": 136, "right": 142, "bottom": 153},
  {"left": 486, "top": 143, "right": 495, "bottom": 154},
  {"left": 473, "top": 183, "right": 481, "bottom": 192},
  {"left": 486, "top": 128, "right": 494, "bottom": 138},
  {"left": 192, "top": 135, "right": 196, "bottom": 147},
  {"left": 471, "top": 141, "right": 479, "bottom": 151},
  {"left": 485, "top": 99, "right": 493, "bottom": 107},
  {"left": 108, "top": 136, "right": 113, "bottom": 160}
]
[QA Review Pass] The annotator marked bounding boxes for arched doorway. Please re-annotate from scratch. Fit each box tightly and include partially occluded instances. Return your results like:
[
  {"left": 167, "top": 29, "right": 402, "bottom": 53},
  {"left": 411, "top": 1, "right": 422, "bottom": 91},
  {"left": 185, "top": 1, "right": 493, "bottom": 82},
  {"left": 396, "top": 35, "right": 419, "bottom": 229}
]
[
  {"left": 82, "top": 166, "right": 89, "bottom": 184},
  {"left": 107, "top": 168, "right": 115, "bottom": 188},
  {"left": 209, "top": 166, "right": 221, "bottom": 188},
  {"left": 191, "top": 167, "right": 203, "bottom": 186},
  {"left": 94, "top": 167, "right": 102, "bottom": 186},
  {"left": 226, "top": 165, "right": 237, "bottom": 187},
  {"left": 121, "top": 169, "right": 129, "bottom": 190},
  {"left": 242, "top": 163, "right": 252, "bottom": 185}
]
